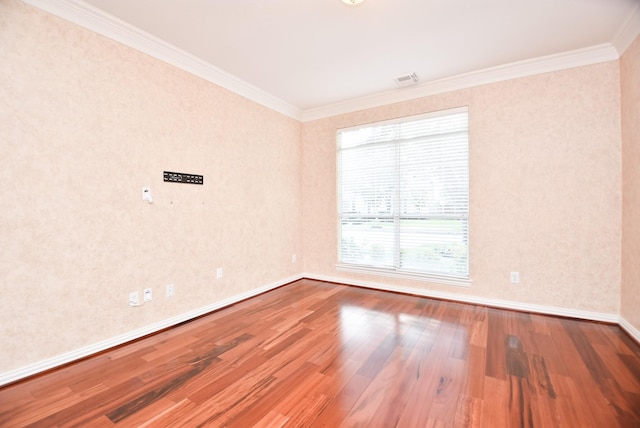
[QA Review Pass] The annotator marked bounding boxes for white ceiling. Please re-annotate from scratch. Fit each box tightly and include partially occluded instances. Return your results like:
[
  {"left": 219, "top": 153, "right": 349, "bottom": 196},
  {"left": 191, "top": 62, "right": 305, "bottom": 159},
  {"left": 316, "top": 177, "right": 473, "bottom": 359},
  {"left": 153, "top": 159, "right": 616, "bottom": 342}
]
[{"left": 27, "top": 0, "right": 640, "bottom": 120}]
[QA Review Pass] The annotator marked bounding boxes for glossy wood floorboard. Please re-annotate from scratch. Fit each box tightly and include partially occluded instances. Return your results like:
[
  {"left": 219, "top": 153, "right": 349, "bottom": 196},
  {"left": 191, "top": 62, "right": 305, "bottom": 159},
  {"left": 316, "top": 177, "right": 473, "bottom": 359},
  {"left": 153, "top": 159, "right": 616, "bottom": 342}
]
[{"left": 1, "top": 279, "right": 639, "bottom": 427}]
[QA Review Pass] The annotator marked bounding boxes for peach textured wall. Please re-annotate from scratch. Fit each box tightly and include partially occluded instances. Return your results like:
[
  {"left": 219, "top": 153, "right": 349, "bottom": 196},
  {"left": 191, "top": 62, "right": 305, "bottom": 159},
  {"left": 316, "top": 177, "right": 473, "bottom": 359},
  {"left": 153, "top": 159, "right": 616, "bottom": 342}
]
[
  {"left": 0, "top": 0, "right": 633, "bottom": 381},
  {"left": 0, "top": 0, "right": 302, "bottom": 373},
  {"left": 621, "top": 34, "right": 640, "bottom": 332},
  {"left": 302, "top": 62, "right": 622, "bottom": 315}
]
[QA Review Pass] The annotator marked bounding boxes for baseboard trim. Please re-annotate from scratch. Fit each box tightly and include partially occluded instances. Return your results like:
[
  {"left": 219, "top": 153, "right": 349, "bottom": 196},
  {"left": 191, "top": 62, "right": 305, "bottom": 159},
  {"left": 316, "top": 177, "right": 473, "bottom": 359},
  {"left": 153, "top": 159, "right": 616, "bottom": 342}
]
[
  {"left": 1, "top": 272, "right": 629, "bottom": 387},
  {"left": 619, "top": 316, "right": 640, "bottom": 344},
  {"left": 0, "top": 274, "right": 302, "bottom": 387},
  {"left": 303, "top": 273, "right": 619, "bottom": 324}
]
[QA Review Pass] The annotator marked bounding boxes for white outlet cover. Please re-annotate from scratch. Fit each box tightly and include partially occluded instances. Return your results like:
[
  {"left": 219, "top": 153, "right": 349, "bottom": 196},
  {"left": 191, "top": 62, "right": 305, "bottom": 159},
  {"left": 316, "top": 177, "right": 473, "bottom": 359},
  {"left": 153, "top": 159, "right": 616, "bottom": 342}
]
[
  {"left": 144, "top": 288, "right": 152, "bottom": 302},
  {"left": 510, "top": 272, "right": 520, "bottom": 284},
  {"left": 129, "top": 291, "right": 139, "bottom": 305},
  {"left": 166, "top": 284, "right": 174, "bottom": 297},
  {"left": 216, "top": 267, "right": 223, "bottom": 279}
]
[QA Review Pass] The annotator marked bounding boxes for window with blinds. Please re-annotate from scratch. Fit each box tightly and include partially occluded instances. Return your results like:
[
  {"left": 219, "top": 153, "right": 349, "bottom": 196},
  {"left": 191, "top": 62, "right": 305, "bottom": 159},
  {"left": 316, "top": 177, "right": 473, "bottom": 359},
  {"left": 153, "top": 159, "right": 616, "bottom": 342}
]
[{"left": 337, "top": 107, "right": 469, "bottom": 282}]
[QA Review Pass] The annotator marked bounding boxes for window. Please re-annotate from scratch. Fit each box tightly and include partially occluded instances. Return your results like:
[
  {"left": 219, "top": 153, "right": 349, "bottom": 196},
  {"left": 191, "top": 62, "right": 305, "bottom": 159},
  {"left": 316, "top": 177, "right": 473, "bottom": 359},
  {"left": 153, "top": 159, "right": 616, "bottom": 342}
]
[{"left": 337, "top": 107, "right": 469, "bottom": 285}]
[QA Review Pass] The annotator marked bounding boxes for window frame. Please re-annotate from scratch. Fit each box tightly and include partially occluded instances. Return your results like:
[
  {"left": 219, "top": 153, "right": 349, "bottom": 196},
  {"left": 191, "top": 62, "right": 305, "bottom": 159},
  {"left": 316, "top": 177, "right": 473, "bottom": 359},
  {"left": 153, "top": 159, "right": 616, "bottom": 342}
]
[{"left": 335, "top": 106, "right": 471, "bottom": 287}]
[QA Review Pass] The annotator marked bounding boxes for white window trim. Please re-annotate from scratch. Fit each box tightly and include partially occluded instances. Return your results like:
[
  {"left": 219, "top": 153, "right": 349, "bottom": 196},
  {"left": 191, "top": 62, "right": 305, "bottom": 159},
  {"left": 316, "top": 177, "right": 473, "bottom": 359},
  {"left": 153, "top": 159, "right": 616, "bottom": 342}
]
[
  {"left": 335, "top": 263, "right": 472, "bottom": 288},
  {"left": 336, "top": 106, "right": 469, "bottom": 133},
  {"left": 336, "top": 106, "right": 470, "bottom": 284}
]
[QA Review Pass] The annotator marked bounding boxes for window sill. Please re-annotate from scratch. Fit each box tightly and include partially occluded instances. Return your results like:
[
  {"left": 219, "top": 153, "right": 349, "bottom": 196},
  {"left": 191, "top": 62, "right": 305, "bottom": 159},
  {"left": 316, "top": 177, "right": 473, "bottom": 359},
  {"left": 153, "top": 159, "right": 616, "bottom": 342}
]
[{"left": 335, "top": 264, "right": 471, "bottom": 288}]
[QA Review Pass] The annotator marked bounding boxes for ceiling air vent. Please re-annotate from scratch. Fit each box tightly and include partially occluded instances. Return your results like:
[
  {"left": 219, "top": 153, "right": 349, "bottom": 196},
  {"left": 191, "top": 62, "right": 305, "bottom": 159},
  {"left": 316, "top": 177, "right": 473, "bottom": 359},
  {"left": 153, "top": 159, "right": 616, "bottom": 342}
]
[{"left": 395, "top": 72, "right": 419, "bottom": 87}]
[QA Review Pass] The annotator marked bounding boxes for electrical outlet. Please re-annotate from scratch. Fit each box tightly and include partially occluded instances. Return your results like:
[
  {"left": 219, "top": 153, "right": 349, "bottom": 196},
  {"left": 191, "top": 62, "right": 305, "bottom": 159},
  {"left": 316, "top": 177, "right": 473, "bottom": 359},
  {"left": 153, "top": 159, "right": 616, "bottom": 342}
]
[
  {"left": 216, "top": 267, "right": 223, "bottom": 279},
  {"left": 129, "top": 291, "right": 140, "bottom": 306},
  {"left": 292, "top": 254, "right": 297, "bottom": 263},
  {"left": 144, "top": 288, "right": 152, "bottom": 302},
  {"left": 510, "top": 272, "right": 520, "bottom": 284},
  {"left": 166, "top": 284, "right": 174, "bottom": 298}
]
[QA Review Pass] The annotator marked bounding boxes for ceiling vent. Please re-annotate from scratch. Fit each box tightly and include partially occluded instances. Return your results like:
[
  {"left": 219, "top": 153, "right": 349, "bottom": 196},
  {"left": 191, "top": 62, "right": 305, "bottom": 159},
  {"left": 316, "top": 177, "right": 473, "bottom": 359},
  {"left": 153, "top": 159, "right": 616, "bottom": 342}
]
[{"left": 395, "top": 72, "right": 419, "bottom": 87}]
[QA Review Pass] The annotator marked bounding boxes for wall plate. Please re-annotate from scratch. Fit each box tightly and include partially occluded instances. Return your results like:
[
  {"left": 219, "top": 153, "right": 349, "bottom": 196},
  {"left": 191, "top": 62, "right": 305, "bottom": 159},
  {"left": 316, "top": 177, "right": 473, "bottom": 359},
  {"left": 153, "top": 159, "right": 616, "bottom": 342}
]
[{"left": 163, "top": 171, "right": 203, "bottom": 185}]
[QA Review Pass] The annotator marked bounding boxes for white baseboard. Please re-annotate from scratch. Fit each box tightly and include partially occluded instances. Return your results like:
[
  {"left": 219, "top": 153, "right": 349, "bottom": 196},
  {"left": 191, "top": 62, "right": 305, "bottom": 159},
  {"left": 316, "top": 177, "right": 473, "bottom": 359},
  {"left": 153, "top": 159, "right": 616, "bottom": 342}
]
[
  {"left": 2, "top": 273, "right": 631, "bottom": 387},
  {"left": 619, "top": 316, "right": 640, "bottom": 344},
  {"left": 303, "top": 272, "right": 620, "bottom": 323},
  {"left": 0, "top": 274, "right": 302, "bottom": 387}
]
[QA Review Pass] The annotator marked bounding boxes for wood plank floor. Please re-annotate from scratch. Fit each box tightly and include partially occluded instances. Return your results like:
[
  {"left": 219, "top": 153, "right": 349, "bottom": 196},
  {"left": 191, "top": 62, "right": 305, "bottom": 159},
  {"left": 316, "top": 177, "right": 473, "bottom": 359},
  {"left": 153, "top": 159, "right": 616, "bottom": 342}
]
[{"left": 1, "top": 279, "right": 639, "bottom": 427}]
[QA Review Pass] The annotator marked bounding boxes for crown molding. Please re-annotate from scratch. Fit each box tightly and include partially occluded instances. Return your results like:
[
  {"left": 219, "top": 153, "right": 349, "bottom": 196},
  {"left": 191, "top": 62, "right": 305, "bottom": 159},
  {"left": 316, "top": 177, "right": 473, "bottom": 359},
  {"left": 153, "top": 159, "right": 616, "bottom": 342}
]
[
  {"left": 300, "top": 43, "right": 620, "bottom": 122},
  {"left": 612, "top": 3, "right": 640, "bottom": 56},
  {"left": 23, "top": 0, "right": 625, "bottom": 123},
  {"left": 22, "top": 0, "right": 302, "bottom": 120}
]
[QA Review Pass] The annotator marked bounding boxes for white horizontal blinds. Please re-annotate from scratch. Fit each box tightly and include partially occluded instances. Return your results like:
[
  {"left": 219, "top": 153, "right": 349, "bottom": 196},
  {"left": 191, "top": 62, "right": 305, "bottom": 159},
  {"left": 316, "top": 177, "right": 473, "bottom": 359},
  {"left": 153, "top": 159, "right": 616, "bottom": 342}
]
[
  {"left": 338, "top": 107, "right": 469, "bottom": 278},
  {"left": 338, "top": 141, "right": 396, "bottom": 267},
  {"left": 398, "top": 111, "right": 469, "bottom": 276}
]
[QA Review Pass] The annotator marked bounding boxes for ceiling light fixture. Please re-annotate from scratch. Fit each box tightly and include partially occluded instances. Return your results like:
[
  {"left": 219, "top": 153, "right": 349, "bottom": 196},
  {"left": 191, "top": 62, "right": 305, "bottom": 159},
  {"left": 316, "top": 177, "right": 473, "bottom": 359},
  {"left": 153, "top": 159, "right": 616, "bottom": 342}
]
[{"left": 341, "top": 0, "right": 365, "bottom": 5}]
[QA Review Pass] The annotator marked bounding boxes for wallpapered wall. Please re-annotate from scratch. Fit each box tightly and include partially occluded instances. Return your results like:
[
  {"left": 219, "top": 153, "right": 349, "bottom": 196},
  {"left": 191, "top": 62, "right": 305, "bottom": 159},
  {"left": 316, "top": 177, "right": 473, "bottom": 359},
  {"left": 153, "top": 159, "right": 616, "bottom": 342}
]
[
  {"left": 621, "top": 35, "right": 640, "bottom": 331},
  {"left": 1, "top": 0, "right": 637, "bottom": 379},
  {"left": 302, "top": 61, "right": 622, "bottom": 316},
  {"left": 0, "top": 0, "right": 302, "bottom": 373}
]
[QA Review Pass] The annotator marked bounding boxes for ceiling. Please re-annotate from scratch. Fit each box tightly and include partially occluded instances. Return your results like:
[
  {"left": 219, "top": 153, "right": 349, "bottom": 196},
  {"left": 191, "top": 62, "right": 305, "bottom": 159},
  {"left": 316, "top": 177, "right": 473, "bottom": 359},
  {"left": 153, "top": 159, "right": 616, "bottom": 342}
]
[{"left": 28, "top": 0, "right": 640, "bottom": 120}]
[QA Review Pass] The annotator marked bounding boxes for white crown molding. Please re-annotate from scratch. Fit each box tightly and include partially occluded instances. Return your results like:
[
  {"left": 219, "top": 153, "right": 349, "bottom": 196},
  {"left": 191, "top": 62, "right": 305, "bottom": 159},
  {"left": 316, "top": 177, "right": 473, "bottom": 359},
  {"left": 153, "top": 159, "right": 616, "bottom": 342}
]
[
  {"left": 304, "top": 272, "right": 620, "bottom": 324},
  {"left": 22, "top": 1, "right": 627, "bottom": 123},
  {"left": 300, "top": 44, "right": 620, "bottom": 122},
  {"left": 612, "top": 3, "right": 640, "bottom": 56},
  {"left": 0, "top": 274, "right": 302, "bottom": 387},
  {"left": 21, "top": 0, "right": 302, "bottom": 120}
]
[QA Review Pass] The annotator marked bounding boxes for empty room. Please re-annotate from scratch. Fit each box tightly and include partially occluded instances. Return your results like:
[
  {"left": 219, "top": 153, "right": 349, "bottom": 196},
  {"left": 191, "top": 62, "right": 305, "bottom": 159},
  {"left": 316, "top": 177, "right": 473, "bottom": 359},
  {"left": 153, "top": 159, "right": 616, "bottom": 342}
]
[{"left": 1, "top": 0, "right": 639, "bottom": 426}]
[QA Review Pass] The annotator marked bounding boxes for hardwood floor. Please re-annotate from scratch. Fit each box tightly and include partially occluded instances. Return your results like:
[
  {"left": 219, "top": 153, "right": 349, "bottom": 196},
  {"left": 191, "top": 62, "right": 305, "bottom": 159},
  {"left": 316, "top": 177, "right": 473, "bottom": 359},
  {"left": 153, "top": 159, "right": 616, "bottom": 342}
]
[{"left": 1, "top": 279, "right": 639, "bottom": 427}]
